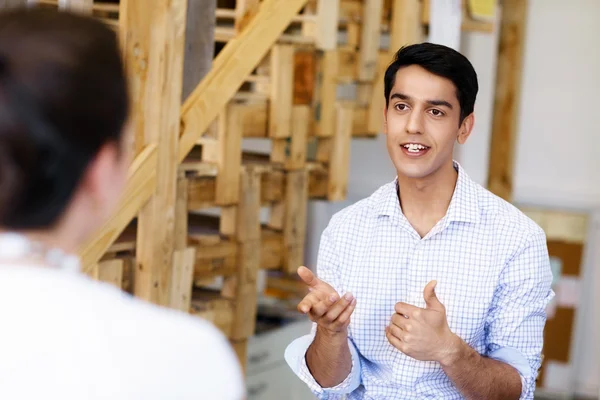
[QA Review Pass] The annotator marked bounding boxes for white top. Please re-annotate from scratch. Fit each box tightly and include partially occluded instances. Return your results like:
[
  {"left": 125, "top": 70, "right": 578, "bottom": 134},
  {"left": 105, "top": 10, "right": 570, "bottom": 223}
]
[{"left": 0, "top": 263, "right": 245, "bottom": 400}]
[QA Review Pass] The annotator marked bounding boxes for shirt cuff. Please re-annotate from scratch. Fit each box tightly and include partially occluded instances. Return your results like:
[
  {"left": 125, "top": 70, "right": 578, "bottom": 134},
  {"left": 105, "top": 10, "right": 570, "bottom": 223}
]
[
  {"left": 284, "top": 333, "right": 362, "bottom": 399},
  {"left": 488, "top": 347, "right": 535, "bottom": 400}
]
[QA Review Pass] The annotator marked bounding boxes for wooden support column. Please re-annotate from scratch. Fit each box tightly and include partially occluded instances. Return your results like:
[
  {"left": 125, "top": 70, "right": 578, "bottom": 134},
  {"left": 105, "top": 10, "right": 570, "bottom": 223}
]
[
  {"left": 128, "top": 0, "right": 188, "bottom": 306},
  {"left": 315, "top": 50, "right": 338, "bottom": 137},
  {"left": 367, "top": 0, "right": 422, "bottom": 135},
  {"left": 487, "top": 0, "right": 528, "bottom": 201},
  {"left": 282, "top": 169, "right": 308, "bottom": 274},
  {"left": 222, "top": 166, "right": 262, "bottom": 368},
  {"left": 234, "top": 0, "right": 260, "bottom": 33},
  {"left": 358, "top": 0, "right": 384, "bottom": 82},
  {"left": 269, "top": 44, "right": 295, "bottom": 138},
  {"left": 315, "top": 0, "right": 339, "bottom": 50},
  {"left": 327, "top": 103, "right": 354, "bottom": 200}
]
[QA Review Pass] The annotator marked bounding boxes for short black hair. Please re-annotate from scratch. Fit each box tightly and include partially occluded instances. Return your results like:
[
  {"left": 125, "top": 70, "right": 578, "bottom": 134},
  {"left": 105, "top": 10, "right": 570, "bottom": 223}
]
[
  {"left": 384, "top": 42, "right": 478, "bottom": 124},
  {"left": 0, "top": 8, "right": 129, "bottom": 229}
]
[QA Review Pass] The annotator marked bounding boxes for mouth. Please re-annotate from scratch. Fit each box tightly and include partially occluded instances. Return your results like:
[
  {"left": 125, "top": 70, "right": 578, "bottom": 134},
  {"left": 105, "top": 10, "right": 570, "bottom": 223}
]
[{"left": 400, "top": 143, "right": 431, "bottom": 157}]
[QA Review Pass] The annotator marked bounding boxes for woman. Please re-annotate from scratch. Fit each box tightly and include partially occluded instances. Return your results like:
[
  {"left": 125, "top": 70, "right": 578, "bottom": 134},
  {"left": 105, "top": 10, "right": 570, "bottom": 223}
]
[{"left": 0, "top": 7, "right": 244, "bottom": 399}]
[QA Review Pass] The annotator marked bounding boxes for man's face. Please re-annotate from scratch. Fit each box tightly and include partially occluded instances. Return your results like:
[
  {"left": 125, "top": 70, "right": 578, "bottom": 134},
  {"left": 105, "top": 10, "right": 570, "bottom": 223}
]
[{"left": 383, "top": 65, "right": 473, "bottom": 181}]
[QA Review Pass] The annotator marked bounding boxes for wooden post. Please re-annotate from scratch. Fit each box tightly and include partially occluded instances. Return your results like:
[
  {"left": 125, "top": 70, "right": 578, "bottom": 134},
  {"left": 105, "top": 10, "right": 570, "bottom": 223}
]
[
  {"left": 315, "top": 0, "right": 339, "bottom": 50},
  {"left": 129, "top": 0, "right": 188, "bottom": 306},
  {"left": 487, "top": 0, "right": 528, "bottom": 201},
  {"left": 269, "top": 44, "right": 295, "bottom": 139}
]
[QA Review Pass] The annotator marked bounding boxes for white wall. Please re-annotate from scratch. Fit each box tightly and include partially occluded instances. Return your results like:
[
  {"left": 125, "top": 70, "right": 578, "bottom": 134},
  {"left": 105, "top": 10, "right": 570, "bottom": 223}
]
[{"left": 305, "top": 0, "right": 600, "bottom": 396}]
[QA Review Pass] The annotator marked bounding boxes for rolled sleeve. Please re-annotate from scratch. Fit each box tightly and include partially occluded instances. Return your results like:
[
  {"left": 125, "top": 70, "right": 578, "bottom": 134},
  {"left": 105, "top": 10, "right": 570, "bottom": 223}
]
[
  {"left": 284, "top": 221, "right": 362, "bottom": 399},
  {"left": 485, "top": 229, "right": 555, "bottom": 399},
  {"left": 284, "top": 326, "right": 362, "bottom": 399}
]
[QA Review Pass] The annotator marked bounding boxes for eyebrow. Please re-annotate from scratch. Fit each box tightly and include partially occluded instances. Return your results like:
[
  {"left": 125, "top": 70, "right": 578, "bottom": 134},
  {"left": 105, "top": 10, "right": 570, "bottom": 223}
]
[{"left": 390, "top": 92, "right": 453, "bottom": 109}]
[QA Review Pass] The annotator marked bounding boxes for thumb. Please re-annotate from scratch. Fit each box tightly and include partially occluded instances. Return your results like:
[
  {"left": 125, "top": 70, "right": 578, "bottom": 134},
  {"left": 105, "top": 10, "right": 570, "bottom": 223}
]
[
  {"left": 297, "top": 266, "right": 321, "bottom": 288},
  {"left": 423, "top": 280, "right": 443, "bottom": 310}
]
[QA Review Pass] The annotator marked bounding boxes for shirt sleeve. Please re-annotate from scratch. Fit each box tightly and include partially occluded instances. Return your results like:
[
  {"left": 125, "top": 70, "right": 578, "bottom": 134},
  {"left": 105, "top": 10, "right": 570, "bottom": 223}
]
[
  {"left": 284, "top": 223, "right": 363, "bottom": 399},
  {"left": 485, "top": 228, "right": 555, "bottom": 400}
]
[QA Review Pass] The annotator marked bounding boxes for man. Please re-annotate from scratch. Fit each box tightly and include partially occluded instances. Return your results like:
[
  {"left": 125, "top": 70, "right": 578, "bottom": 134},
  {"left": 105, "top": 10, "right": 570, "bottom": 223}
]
[{"left": 284, "top": 43, "right": 554, "bottom": 399}]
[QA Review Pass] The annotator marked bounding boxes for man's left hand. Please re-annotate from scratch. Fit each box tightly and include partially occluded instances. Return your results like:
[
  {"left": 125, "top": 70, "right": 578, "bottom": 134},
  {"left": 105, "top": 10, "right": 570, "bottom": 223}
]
[{"left": 385, "top": 280, "right": 461, "bottom": 365}]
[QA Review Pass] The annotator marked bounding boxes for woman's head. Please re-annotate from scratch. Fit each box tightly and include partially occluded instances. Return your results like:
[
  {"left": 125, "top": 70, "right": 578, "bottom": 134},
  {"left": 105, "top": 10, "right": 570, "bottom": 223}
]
[{"left": 0, "top": 8, "right": 130, "bottom": 248}]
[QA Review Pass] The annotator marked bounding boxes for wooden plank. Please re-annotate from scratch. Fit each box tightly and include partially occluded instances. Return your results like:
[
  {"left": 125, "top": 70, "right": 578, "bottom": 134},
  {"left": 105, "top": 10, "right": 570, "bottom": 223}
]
[
  {"left": 271, "top": 105, "right": 309, "bottom": 170},
  {"left": 328, "top": 103, "right": 354, "bottom": 200},
  {"left": 179, "top": 0, "right": 310, "bottom": 163},
  {"left": 202, "top": 102, "right": 243, "bottom": 205},
  {"left": 283, "top": 169, "right": 308, "bottom": 274},
  {"left": 97, "top": 259, "right": 125, "bottom": 289},
  {"left": 133, "top": 0, "right": 188, "bottom": 306},
  {"left": 293, "top": 49, "right": 316, "bottom": 106},
  {"left": 181, "top": 0, "right": 216, "bottom": 101},
  {"left": 234, "top": 0, "right": 260, "bottom": 33},
  {"left": 235, "top": 166, "right": 262, "bottom": 242},
  {"left": 358, "top": 0, "right": 384, "bottom": 81},
  {"left": 315, "top": 0, "right": 339, "bottom": 50},
  {"left": 78, "top": 145, "right": 158, "bottom": 272},
  {"left": 388, "top": 0, "right": 422, "bottom": 52},
  {"left": 486, "top": 0, "right": 527, "bottom": 201},
  {"left": 315, "top": 50, "right": 338, "bottom": 137},
  {"left": 170, "top": 247, "right": 196, "bottom": 311},
  {"left": 269, "top": 44, "right": 295, "bottom": 138}
]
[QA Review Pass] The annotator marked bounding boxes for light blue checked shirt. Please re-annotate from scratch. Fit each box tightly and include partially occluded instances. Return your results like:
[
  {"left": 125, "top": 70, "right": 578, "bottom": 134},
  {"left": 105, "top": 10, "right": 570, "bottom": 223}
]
[{"left": 285, "top": 161, "right": 554, "bottom": 399}]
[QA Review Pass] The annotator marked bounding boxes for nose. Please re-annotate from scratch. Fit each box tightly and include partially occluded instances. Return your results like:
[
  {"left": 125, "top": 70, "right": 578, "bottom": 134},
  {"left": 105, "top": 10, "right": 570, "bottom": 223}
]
[{"left": 405, "top": 109, "right": 424, "bottom": 135}]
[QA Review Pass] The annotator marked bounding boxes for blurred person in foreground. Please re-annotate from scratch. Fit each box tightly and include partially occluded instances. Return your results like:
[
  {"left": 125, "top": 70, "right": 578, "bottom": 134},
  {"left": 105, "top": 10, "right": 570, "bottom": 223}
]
[
  {"left": 0, "top": 8, "right": 243, "bottom": 400},
  {"left": 285, "top": 42, "right": 554, "bottom": 400}
]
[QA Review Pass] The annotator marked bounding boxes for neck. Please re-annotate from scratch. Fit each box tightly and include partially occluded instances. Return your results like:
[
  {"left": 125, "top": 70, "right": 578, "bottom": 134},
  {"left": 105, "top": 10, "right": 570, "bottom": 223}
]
[
  {"left": 397, "top": 160, "right": 458, "bottom": 222},
  {"left": 0, "top": 225, "right": 79, "bottom": 256}
]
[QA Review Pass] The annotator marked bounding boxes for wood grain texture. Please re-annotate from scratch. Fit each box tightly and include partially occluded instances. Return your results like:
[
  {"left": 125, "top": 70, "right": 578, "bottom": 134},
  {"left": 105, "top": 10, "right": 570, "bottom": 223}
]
[
  {"left": 486, "top": 0, "right": 527, "bottom": 201},
  {"left": 178, "top": 0, "right": 309, "bottom": 163}
]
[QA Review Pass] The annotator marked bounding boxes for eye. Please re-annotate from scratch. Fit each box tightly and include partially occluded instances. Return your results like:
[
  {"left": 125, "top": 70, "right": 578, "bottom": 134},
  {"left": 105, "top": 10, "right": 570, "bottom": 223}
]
[
  {"left": 429, "top": 109, "right": 444, "bottom": 117},
  {"left": 394, "top": 103, "right": 409, "bottom": 111}
]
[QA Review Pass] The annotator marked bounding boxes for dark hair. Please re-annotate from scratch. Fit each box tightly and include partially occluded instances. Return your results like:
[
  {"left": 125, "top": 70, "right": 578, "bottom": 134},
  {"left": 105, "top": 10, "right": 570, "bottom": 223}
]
[
  {"left": 384, "top": 42, "right": 478, "bottom": 124},
  {"left": 0, "top": 8, "right": 129, "bottom": 230}
]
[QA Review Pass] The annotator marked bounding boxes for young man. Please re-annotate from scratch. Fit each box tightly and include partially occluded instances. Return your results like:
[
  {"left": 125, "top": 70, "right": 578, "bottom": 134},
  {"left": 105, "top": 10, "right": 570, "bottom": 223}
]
[{"left": 284, "top": 43, "right": 554, "bottom": 400}]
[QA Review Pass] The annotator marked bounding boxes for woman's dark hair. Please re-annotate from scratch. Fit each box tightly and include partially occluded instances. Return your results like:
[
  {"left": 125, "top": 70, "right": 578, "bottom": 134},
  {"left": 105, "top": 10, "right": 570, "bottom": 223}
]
[
  {"left": 0, "top": 7, "right": 129, "bottom": 230},
  {"left": 384, "top": 42, "right": 478, "bottom": 125}
]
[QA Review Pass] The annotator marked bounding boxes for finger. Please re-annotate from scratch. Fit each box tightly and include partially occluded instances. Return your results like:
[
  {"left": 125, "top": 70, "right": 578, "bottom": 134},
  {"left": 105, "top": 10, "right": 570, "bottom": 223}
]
[
  {"left": 297, "top": 266, "right": 334, "bottom": 292},
  {"left": 385, "top": 326, "right": 405, "bottom": 352},
  {"left": 386, "top": 322, "right": 403, "bottom": 340},
  {"left": 423, "top": 280, "right": 444, "bottom": 311},
  {"left": 297, "top": 266, "right": 321, "bottom": 287},
  {"left": 394, "top": 302, "right": 422, "bottom": 318},
  {"left": 334, "top": 297, "right": 357, "bottom": 326},
  {"left": 310, "top": 292, "right": 340, "bottom": 318},
  {"left": 390, "top": 313, "right": 410, "bottom": 330},
  {"left": 322, "top": 292, "right": 355, "bottom": 323},
  {"left": 297, "top": 292, "right": 322, "bottom": 314}
]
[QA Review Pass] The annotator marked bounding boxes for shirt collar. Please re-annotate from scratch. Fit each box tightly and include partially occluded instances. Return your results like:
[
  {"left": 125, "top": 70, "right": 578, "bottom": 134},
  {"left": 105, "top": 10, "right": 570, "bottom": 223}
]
[{"left": 375, "top": 160, "right": 480, "bottom": 225}]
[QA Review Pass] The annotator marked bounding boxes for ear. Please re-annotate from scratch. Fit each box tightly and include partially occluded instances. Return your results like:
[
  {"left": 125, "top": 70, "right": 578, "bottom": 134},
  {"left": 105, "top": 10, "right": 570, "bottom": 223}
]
[{"left": 457, "top": 113, "right": 475, "bottom": 144}]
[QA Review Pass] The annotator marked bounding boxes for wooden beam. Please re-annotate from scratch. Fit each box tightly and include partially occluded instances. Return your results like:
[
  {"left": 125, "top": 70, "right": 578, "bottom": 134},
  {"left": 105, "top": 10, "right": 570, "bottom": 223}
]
[
  {"left": 358, "top": 0, "right": 384, "bottom": 81},
  {"left": 486, "top": 0, "right": 527, "bottom": 201},
  {"left": 315, "top": 0, "right": 339, "bottom": 50},
  {"left": 178, "top": 0, "right": 309, "bottom": 163},
  {"left": 269, "top": 44, "right": 295, "bottom": 138},
  {"left": 133, "top": 0, "right": 188, "bottom": 306}
]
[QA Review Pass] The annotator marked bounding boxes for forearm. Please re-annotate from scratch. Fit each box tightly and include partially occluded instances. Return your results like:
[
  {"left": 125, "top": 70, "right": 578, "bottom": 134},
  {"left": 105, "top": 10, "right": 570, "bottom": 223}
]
[
  {"left": 305, "top": 326, "right": 352, "bottom": 388},
  {"left": 441, "top": 336, "right": 522, "bottom": 400}
]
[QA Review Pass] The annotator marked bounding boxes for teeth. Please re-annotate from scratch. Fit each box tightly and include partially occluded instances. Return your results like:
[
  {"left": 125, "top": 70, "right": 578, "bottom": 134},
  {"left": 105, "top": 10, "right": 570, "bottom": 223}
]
[{"left": 403, "top": 143, "right": 427, "bottom": 152}]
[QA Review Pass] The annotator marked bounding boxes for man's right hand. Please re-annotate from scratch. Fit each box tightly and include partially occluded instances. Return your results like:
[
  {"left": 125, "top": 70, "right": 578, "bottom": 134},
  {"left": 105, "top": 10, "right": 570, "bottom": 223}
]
[{"left": 297, "top": 266, "right": 357, "bottom": 335}]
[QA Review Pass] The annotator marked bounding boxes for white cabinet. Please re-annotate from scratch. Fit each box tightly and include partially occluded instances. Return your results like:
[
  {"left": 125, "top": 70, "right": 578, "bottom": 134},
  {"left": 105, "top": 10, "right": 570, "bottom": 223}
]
[{"left": 245, "top": 318, "right": 315, "bottom": 400}]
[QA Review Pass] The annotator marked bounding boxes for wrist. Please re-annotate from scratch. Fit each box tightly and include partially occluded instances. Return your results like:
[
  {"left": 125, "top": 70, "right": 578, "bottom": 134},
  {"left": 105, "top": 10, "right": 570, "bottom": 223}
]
[
  {"left": 316, "top": 325, "right": 348, "bottom": 343},
  {"left": 439, "top": 333, "right": 467, "bottom": 368}
]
